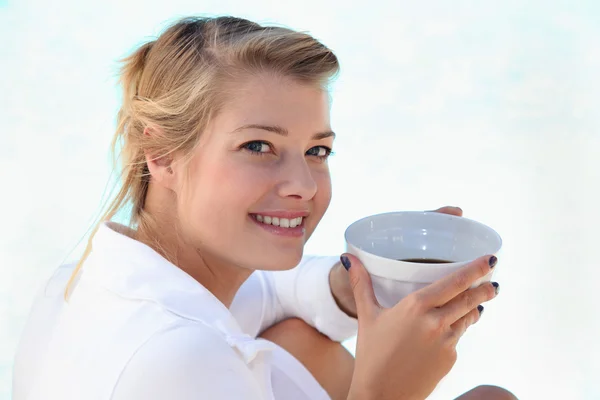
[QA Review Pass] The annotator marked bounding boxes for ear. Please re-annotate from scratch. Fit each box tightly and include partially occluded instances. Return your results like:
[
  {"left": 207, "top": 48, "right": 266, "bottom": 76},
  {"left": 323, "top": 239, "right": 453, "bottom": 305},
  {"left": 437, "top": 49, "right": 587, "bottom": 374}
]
[{"left": 143, "top": 127, "right": 176, "bottom": 190}]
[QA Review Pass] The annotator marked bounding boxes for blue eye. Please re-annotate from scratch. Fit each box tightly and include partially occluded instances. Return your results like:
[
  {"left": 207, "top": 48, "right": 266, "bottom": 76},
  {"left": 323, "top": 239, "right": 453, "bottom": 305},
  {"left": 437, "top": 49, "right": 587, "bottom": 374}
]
[
  {"left": 241, "top": 141, "right": 333, "bottom": 161},
  {"left": 306, "top": 146, "right": 333, "bottom": 160},
  {"left": 242, "top": 141, "right": 272, "bottom": 155}
]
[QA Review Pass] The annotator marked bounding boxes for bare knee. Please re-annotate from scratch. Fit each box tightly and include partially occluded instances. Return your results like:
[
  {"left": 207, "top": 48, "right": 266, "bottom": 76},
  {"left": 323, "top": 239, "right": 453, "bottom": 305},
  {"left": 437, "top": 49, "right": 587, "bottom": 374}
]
[
  {"left": 457, "top": 385, "right": 518, "bottom": 400},
  {"left": 260, "top": 317, "right": 313, "bottom": 342},
  {"left": 260, "top": 318, "right": 354, "bottom": 400}
]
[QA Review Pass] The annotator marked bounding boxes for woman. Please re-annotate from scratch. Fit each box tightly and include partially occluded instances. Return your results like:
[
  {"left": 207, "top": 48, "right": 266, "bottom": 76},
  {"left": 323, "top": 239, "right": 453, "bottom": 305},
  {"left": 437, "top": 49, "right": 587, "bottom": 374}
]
[{"left": 13, "top": 16, "right": 516, "bottom": 400}]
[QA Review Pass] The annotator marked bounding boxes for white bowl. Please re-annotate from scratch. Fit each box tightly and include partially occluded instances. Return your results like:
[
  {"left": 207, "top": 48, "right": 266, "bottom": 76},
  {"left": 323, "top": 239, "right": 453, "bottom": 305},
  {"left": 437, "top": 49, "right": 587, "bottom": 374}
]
[{"left": 344, "top": 211, "right": 503, "bottom": 308}]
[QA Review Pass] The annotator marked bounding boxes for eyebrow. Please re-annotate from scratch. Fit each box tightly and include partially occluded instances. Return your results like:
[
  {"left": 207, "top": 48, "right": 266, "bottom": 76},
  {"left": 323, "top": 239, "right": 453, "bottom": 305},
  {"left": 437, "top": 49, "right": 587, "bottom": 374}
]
[{"left": 232, "top": 124, "right": 336, "bottom": 140}]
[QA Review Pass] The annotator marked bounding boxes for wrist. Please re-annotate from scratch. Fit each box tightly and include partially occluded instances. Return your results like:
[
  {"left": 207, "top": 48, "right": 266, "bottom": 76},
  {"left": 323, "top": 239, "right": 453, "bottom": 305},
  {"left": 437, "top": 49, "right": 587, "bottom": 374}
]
[{"left": 329, "top": 262, "right": 358, "bottom": 318}]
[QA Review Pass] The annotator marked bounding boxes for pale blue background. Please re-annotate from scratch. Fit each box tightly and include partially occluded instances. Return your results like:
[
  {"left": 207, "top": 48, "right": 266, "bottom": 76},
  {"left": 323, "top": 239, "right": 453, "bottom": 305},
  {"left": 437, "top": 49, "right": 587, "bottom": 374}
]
[{"left": 1, "top": 1, "right": 599, "bottom": 399}]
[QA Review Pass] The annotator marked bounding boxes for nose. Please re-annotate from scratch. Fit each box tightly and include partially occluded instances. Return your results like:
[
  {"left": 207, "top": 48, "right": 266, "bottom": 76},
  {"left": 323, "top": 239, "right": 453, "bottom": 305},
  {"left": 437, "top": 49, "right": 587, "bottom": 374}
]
[{"left": 275, "top": 154, "right": 318, "bottom": 200}]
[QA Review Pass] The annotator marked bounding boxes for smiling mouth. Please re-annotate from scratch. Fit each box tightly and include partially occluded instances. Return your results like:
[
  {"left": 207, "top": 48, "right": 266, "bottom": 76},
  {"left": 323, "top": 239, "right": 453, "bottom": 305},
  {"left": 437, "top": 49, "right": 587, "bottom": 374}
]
[{"left": 250, "top": 214, "right": 305, "bottom": 229}]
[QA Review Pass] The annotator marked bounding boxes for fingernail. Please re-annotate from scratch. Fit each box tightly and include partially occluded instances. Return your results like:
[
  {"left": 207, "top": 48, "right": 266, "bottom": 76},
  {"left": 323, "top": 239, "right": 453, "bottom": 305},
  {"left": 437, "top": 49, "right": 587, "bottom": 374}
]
[
  {"left": 489, "top": 256, "right": 498, "bottom": 269},
  {"left": 340, "top": 255, "right": 351, "bottom": 271},
  {"left": 492, "top": 282, "right": 500, "bottom": 295},
  {"left": 477, "top": 305, "right": 484, "bottom": 315}
]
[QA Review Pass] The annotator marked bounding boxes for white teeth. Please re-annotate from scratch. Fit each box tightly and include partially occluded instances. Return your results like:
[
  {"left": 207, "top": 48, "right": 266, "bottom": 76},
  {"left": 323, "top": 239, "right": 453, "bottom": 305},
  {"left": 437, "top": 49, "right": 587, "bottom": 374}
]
[{"left": 253, "top": 215, "right": 304, "bottom": 229}]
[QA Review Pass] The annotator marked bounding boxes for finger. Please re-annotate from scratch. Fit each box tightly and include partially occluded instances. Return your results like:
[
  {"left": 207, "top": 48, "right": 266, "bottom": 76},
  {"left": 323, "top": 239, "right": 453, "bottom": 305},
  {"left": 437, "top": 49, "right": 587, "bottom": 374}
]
[
  {"left": 430, "top": 206, "right": 463, "bottom": 217},
  {"left": 415, "top": 255, "right": 497, "bottom": 308},
  {"left": 437, "top": 282, "right": 498, "bottom": 325},
  {"left": 448, "top": 305, "right": 483, "bottom": 343},
  {"left": 340, "top": 253, "right": 381, "bottom": 322}
]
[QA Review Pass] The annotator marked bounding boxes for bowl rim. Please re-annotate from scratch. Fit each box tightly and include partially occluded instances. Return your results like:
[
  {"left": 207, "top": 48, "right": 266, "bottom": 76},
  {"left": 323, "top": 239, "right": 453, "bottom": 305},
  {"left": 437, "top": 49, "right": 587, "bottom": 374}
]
[{"left": 344, "top": 211, "right": 503, "bottom": 280}]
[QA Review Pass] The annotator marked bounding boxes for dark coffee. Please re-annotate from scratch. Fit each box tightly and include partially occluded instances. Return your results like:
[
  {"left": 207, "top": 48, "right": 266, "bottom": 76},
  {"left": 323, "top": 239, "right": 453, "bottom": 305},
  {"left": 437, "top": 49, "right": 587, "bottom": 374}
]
[{"left": 399, "top": 258, "right": 453, "bottom": 264}]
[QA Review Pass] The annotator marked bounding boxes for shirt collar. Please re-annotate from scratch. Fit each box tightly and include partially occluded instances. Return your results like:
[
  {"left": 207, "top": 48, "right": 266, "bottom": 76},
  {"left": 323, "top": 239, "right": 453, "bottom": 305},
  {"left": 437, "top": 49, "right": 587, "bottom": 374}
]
[
  {"left": 80, "top": 222, "right": 276, "bottom": 376},
  {"left": 82, "top": 222, "right": 247, "bottom": 339}
]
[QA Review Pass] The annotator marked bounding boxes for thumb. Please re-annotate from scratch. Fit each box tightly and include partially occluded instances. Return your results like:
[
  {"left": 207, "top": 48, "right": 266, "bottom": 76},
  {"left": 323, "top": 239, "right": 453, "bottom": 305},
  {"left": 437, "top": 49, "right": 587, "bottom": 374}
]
[
  {"left": 340, "top": 253, "right": 381, "bottom": 322},
  {"left": 430, "top": 206, "right": 463, "bottom": 217}
]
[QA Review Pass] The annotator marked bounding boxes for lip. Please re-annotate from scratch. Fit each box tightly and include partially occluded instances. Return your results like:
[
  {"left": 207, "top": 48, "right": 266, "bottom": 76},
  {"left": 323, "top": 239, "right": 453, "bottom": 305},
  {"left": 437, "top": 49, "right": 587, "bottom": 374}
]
[
  {"left": 248, "top": 214, "right": 306, "bottom": 238},
  {"left": 249, "top": 210, "right": 310, "bottom": 219}
]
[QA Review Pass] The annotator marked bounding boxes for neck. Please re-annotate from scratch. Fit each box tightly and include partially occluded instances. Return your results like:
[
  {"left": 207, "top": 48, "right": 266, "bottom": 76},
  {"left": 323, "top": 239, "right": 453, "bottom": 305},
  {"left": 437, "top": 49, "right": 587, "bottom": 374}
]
[{"left": 134, "top": 187, "right": 251, "bottom": 308}]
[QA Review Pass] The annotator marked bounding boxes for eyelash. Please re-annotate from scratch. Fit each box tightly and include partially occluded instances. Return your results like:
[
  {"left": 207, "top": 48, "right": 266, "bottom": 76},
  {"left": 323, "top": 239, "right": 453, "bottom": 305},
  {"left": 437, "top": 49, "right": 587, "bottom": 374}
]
[{"left": 241, "top": 141, "right": 334, "bottom": 161}]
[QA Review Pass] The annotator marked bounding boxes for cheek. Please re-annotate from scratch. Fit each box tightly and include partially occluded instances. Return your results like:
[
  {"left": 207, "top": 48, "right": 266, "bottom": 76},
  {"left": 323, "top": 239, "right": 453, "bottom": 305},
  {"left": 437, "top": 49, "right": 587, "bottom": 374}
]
[
  {"left": 318, "top": 170, "right": 332, "bottom": 206},
  {"left": 181, "top": 157, "right": 271, "bottom": 226},
  {"left": 312, "top": 168, "right": 333, "bottom": 218},
  {"left": 301, "top": 168, "right": 331, "bottom": 241}
]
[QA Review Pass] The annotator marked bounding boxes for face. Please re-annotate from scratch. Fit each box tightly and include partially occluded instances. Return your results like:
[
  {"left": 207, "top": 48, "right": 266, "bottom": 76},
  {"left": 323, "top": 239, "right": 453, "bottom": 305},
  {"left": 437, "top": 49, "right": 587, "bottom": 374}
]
[{"left": 172, "top": 74, "right": 334, "bottom": 271}]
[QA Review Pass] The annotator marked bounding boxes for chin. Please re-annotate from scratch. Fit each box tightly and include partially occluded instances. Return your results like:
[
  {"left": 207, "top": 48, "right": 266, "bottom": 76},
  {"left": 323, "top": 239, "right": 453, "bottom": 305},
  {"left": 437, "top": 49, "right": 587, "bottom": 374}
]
[{"left": 248, "top": 247, "right": 304, "bottom": 272}]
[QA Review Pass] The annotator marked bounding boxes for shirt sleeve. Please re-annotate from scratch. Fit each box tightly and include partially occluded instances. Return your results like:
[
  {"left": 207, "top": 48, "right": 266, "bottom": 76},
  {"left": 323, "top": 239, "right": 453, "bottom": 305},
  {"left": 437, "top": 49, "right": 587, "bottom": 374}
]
[
  {"left": 254, "top": 255, "right": 358, "bottom": 342},
  {"left": 111, "top": 324, "right": 266, "bottom": 400}
]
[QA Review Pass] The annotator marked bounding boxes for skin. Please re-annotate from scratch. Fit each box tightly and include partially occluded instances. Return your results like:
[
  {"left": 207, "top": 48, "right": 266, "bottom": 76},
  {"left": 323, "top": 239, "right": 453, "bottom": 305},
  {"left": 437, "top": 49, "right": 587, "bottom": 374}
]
[
  {"left": 140, "top": 73, "right": 334, "bottom": 307},
  {"left": 261, "top": 318, "right": 517, "bottom": 400},
  {"left": 140, "top": 73, "right": 516, "bottom": 399},
  {"left": 344, "top": 253, "right": 509, "bottom": 400}
]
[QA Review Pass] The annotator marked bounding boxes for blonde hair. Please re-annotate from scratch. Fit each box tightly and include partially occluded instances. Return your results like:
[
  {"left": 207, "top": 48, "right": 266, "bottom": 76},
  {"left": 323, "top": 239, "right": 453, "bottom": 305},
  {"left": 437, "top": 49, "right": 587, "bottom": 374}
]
[{"left": 65, "top": 16, "right": 340, "bottom": 298}]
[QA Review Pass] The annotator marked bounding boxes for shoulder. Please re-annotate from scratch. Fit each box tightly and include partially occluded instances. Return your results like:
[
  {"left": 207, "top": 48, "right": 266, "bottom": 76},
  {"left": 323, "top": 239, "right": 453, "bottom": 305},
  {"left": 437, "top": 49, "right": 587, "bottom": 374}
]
[
  {"left": 112, "top": 323, "right": 264, "bottom": 400},
  {"left": 129, "top": 322, "right": 242, "bottom": 367},
  {"left": 12, "top": 262, "right": 80, "bottom": 399}
]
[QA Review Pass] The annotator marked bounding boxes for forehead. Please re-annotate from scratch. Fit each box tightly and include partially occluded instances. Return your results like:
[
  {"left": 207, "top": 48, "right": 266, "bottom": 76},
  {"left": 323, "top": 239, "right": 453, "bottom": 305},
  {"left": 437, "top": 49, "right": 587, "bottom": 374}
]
[{"left": 214, "top": 73, "right": 331, "bottom": 131}]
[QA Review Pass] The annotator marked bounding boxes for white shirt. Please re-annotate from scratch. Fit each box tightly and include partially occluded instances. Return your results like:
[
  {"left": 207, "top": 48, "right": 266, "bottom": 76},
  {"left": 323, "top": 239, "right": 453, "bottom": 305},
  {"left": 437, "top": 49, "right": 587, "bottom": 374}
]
[{"left": 13, "top": 222, "right": 358, "bottom": 400}]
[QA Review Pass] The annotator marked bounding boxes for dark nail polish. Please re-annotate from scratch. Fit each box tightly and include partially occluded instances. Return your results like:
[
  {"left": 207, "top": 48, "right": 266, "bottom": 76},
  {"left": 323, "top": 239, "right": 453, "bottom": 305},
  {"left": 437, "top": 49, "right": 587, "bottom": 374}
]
[
  {"left": 492, "top": 282, "right": 500, "bottom": 295},
  {"left": 340, "top": 255, "right": 351, "bottom": 271},
  {"left": 477, "top": 305, "right": 484, "bottom": 315},
  {"left": 489, "top": 256, "right": 498, "bottom": 268}
]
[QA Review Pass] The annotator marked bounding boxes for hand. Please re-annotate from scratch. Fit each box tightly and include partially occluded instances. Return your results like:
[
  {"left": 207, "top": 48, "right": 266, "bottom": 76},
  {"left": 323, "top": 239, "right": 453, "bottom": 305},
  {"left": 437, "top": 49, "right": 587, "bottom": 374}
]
[
  {"left": 344, "top": 253, "right": 499, "bottom": 400},
  {"left": 428, "top": 205, "right": 463, "bottom": 217},
  {"left": 330, "top": 206, "right": 465, "bottom": 318}
]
